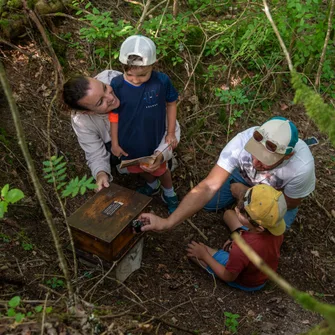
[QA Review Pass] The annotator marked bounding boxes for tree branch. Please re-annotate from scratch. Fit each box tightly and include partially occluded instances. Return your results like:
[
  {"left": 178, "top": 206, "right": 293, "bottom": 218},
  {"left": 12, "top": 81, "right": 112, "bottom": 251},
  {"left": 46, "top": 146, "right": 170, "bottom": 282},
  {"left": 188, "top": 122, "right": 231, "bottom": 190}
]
[{"left": 315, "top": 0, "right": 335, "bottom": 89}]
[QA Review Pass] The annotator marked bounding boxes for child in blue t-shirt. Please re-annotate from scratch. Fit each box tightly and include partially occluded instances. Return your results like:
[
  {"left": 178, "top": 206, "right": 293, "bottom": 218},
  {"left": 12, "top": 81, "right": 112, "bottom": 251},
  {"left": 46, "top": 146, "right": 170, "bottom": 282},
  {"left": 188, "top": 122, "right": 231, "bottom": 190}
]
[{"left": 109, "top": 35, "right": 179, "bottom": 213}]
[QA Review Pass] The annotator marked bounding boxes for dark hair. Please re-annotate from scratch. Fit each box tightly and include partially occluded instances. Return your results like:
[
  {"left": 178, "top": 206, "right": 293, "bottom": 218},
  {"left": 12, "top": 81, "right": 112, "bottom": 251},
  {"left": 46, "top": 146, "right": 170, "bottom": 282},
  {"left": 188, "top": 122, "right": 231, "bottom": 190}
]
[
  {"left": 63, "top": 75, "right": 90, "bottom": 111},
  {"left": 122, "top": 55, "right": 152, "bottom": 72}
]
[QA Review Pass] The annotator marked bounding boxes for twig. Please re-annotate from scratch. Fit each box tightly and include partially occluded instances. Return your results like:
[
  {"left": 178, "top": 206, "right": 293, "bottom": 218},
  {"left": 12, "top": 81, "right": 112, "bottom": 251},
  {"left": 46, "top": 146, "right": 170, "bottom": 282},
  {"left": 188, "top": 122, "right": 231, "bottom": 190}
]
[
  {"left": 38, "top": 284, "right": 64, "bottom": 298},
  {"left": 14, "top": 258, "right": 24, "bottom": 277},
  {"left": 41, "top": 292, "right": 49, "bottom": 335},
  {"left": 22, "top": 0, "right": 63, "bottom": 87},
  {"left": 41, "top": 13, "right": 97, "bottom": 28},
  {"left": 0, "top": 38, "right": 32, "bottom": 57},
  {"left": 186, "top": 219, "right": 208, "bottom": 241},
  {"left": 147, "top": 0, "right": 168, "bottom": 16},
  {"left": 193, "top": 139, "right": 218, "bottom": 158},
  {"left": 314, "top": 0, "right": 335, "bottom": 89},
  {"left": 0, "top": 60, "right": 74, "bottom": 303},
  {"left": 106, "top": 275, "right": 144, "bottom": 303},
  {"left": 311, "top": 192, "right": 333, "bottom": 220},
  {"left": 135, "top": 0, "right": 152, "bottom": 33},
  {"left": 262, "top": 0, "right": 293, "bottom": 72},
  {"left": 154, "top": 0, "right": 170, "bottom": 38},
  {"left": 83, "top": 262, "right": 117, "bottom": 299}
]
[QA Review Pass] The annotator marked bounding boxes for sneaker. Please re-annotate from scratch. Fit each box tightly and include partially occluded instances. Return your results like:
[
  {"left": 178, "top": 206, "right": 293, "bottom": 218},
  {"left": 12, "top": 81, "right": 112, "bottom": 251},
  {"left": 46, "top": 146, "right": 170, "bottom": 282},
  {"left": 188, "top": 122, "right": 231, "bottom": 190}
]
[
  {"left": 137, "top": 180, "right": 161, "bottom": 196},
  {"left": 161, "top": 192, "right": 179, "bottom": 214},
  {"left": 168, "top": 153, "right": 178, "bottom": 172}
]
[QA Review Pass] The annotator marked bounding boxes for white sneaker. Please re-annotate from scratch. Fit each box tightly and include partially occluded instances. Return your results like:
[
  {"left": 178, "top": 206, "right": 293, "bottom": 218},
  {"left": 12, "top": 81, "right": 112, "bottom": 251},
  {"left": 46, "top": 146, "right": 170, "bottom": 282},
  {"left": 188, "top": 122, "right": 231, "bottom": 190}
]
[{"left": 169, "top": 153, "right": 178, "bottom": 172}]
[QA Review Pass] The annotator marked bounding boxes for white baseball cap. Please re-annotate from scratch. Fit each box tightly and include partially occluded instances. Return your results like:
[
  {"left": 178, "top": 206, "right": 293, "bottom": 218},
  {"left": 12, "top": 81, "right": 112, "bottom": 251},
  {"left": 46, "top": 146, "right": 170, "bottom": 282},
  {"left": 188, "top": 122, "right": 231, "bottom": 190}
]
[
  {"left": 245, "top": 117, "right": 299, "bottom": 165},
  {"left": 119, "top": 35, "right": 156, "bottom": 66}
]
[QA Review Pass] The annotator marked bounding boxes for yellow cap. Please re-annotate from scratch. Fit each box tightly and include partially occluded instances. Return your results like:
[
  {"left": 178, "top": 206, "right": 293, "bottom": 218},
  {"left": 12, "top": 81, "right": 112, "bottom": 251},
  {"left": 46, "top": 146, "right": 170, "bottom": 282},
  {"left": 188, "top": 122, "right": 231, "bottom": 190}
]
[{"left": 244, "top": 185, "right": 287, "bottom": 236}]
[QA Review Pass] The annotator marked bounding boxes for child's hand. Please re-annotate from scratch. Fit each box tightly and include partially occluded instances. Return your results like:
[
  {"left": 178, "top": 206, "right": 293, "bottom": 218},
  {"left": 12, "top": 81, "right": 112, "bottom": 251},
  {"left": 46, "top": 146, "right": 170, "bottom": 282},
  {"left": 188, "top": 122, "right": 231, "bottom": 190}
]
[
  {"left": 112, "top": 145, "right": 128, "bottom": 159},
  {"left": 165, "top": 133, "right": 178, "bottom": 149},
  {"left": 186, "top": 241, "right": 208, "bottom": 260},
  {"left": 140, "top": 152, "right": 163, "bottom": 173}
]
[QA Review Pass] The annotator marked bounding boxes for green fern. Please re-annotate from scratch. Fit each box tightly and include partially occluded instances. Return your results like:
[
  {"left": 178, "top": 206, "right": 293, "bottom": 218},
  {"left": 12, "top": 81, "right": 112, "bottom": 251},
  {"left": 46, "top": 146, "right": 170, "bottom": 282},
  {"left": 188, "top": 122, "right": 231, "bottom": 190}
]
[
  {"left": 291, "top": 71, "right": 335, "bottom": 146},
  {"left": 43, "top": 156, "right": 97, "bottom": 198}
]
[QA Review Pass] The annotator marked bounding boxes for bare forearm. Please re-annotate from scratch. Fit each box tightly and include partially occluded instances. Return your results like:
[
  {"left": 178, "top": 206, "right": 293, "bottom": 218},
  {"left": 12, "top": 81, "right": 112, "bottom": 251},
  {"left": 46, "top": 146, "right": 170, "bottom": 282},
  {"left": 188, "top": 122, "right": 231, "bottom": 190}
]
[
  {"left": 166, "top": 102, "right": 177, "bottom": 134},
  {"left": 110, "top": 122, "right": 119, "bottom": 146},
  {"left": 164, "top": 165, "right": 230, "bottom": 229}
]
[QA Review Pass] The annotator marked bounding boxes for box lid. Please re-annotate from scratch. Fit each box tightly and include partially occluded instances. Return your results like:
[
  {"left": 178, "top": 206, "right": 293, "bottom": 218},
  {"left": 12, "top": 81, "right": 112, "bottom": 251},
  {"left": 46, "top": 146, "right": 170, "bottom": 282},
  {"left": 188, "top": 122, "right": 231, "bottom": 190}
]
[{"left": 68, "top": 183, "right": 151, "bottom": 243}]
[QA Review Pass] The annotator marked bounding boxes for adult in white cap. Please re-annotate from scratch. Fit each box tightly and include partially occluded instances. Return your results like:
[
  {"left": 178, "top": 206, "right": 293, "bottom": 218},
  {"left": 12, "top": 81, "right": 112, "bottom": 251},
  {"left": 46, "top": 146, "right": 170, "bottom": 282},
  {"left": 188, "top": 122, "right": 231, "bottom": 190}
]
[{"left": 138, "top": 116, "right": 315, "bottom": 232}]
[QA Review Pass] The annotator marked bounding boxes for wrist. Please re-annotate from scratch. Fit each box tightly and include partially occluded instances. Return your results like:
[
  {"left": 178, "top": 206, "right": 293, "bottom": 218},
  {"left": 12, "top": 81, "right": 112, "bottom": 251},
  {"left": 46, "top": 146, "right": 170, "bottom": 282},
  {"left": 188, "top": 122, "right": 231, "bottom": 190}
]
[{"left": 96, "top": 171, "right": 107, "bottom": 178}]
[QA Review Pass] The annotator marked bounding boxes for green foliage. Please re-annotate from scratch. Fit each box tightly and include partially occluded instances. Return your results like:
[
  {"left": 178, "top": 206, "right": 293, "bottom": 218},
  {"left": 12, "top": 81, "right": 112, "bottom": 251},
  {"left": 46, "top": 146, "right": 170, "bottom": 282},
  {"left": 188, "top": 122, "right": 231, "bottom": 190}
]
[
  {"left": 46, "top": 277, "right": 65, "bottom": 289},
  {"left": 43, "top": 155, "right": 97, "bottom": 197},
  {"left": 77, "top": 2, "right": 135, "bottom": 59},
  {"left": 291, "top": 71, "right": 335, "bottom": 146},
  {"left": 292, "top": 290, "right": 335, "bottom": 329},
  {"left": 0, "top": 184, "right": 24, "bottom": 218},
  {"left": 7, "top": 296, "right": 25, "bottom": 323},
  {"left": 216, "top": 87, "right": 248, "bottom": 126},
  {"left": 224, "top": 311, "right": 240, "bottom": 333},
  {"left": 22, "top": 242, "right": 33, "bottom": 251}
]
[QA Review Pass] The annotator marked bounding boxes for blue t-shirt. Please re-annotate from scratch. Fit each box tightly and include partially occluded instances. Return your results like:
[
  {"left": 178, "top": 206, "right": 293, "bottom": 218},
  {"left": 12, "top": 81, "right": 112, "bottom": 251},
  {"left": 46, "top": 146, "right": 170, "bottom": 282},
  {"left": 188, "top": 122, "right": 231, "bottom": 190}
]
[{"left": 111, "top": 71, "right": 178, "bottom": 160}]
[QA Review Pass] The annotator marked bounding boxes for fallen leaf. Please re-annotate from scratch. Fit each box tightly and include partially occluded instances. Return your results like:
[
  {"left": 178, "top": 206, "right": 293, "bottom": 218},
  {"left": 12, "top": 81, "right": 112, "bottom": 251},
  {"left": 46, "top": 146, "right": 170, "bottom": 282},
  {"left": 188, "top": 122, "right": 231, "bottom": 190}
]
[
  {"left": 247, "top": 310, "right": 256, "bottom": 317},
  {"left": 302, "top": 320, "right": 310, "bottom": 324},
  {"left": 280, "top": 103, "right": 289, "bottom": 110},
  {"left": 311, "top": 250, "right": 320, "bottom": 257}
]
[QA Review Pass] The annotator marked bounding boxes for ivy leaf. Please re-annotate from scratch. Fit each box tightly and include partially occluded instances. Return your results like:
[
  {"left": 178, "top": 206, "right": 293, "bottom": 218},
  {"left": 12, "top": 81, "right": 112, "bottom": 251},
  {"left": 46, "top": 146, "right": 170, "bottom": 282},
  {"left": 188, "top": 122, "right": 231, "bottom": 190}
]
[
  {"left": 46, "top": 306, "right": 53, "bottom": 314},
  {"left": 7, "top": 308, "right": 16, "bottom": 317},
  {"left": 8, "top": 296, "right": 21, "bottom": 308},
  {"left": 1, "top": 184, "right": 9, "bottom": 197},
  {"left": 6, "top": 189, "right": 24, "bottom": 204},
  {"left": 15, "top": 313, "right": 25, "bottom": 323},
  {"left": 35, "top": 305, "right": 43, "bottom": 313}
]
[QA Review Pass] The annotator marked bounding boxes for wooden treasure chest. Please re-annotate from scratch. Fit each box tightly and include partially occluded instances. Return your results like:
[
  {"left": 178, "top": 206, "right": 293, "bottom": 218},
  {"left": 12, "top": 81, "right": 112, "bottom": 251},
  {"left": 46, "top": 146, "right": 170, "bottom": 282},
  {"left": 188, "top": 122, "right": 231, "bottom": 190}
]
[{"left": 68, "top": 183, "right": 151, "bottom": 262}]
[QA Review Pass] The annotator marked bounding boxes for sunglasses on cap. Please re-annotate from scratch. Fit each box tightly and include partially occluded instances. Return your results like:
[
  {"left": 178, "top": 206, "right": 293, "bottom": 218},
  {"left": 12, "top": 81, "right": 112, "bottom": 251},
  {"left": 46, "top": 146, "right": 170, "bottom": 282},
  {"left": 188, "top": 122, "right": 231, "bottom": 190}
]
[{"left": 253, "top": 128, "right": 293, "bottom": 155}]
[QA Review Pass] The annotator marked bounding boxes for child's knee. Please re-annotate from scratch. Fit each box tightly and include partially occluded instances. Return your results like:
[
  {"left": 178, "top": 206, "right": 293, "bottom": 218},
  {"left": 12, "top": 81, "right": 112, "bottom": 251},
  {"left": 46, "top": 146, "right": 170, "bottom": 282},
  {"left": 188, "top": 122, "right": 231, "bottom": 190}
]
[{"left": 223, "top": 209, "right": 235, "bottom": 223}]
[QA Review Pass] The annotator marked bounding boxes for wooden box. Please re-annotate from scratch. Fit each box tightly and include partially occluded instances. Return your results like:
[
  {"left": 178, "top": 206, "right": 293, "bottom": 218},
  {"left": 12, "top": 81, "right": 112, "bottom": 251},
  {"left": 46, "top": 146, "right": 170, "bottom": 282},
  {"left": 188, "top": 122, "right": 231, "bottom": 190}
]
[{"left": 68, "top": 183, "right": 151, "bottom": 262}]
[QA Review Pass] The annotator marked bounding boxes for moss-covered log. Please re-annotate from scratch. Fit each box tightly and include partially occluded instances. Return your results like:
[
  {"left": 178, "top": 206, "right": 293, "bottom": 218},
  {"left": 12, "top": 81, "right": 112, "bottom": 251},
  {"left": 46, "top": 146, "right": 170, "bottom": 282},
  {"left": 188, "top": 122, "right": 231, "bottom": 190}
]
[{"left": 0, "top": 0, "right": 70, "bottom": 39}]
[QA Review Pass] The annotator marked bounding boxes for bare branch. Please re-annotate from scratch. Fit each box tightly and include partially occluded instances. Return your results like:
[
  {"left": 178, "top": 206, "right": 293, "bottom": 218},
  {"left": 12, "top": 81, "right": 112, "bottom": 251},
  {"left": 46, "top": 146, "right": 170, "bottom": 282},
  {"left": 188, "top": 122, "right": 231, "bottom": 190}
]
[{"left": 315, "top": 0, "right": 335, "bottom": 89}]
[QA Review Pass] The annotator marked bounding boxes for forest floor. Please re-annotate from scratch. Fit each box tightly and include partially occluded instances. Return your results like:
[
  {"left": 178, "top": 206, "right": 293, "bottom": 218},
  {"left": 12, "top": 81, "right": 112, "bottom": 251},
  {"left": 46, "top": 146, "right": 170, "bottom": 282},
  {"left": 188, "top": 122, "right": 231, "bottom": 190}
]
[{"left": 1, "top": 8, "right": 335, "bottom": 335}]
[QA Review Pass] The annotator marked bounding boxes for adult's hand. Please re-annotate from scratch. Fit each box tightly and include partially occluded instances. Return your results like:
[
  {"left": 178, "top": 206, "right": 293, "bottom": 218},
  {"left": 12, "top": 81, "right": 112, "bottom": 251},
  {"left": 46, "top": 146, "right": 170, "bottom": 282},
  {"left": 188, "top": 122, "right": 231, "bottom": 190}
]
[
  {"left": 230, "top": 182, "right": 249, "bottom": 200},
  {"left": 137, "top": 212, "right": 171, "bottom": 232},
  {"left": 96, "top": 171, "right": 110, "bottom": 192}
]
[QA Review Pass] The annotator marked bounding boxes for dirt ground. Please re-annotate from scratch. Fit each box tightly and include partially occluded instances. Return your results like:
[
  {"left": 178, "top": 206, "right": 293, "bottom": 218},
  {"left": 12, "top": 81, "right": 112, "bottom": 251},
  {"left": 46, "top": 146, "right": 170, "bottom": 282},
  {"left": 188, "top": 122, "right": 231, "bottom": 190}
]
[{"left": 1, "top": 14, "right": 335, "bottom": 335}]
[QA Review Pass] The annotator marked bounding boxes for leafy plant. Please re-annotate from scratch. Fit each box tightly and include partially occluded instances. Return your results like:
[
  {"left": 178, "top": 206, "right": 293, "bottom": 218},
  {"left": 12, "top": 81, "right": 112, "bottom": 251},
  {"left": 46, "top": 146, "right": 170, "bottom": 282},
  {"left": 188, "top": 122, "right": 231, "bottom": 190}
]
[
  {"left": 224, "top": 311, "right": 240, "bottom": 334},
  {"left": 7, "top": 296, "right": 25, "bottom": 323},
  {"left": 22, "top": 242, "right": 33, "bottom": 251},
  {"left": 45, "top": 277, "right": 65, "bottom": 289},
  {"left": 43, "top": 156, "right": 97, "bottom": 197},
  {"left": 0, "top": 184, "right": 24, "bottom": 218}
]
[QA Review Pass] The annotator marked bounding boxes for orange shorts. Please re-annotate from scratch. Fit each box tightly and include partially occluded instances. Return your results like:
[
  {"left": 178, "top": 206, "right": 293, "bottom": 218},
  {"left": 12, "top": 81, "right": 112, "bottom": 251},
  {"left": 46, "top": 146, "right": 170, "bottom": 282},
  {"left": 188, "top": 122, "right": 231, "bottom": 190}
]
[{"left": 127, "top": 162, "right": 167, "bottom": 177}]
